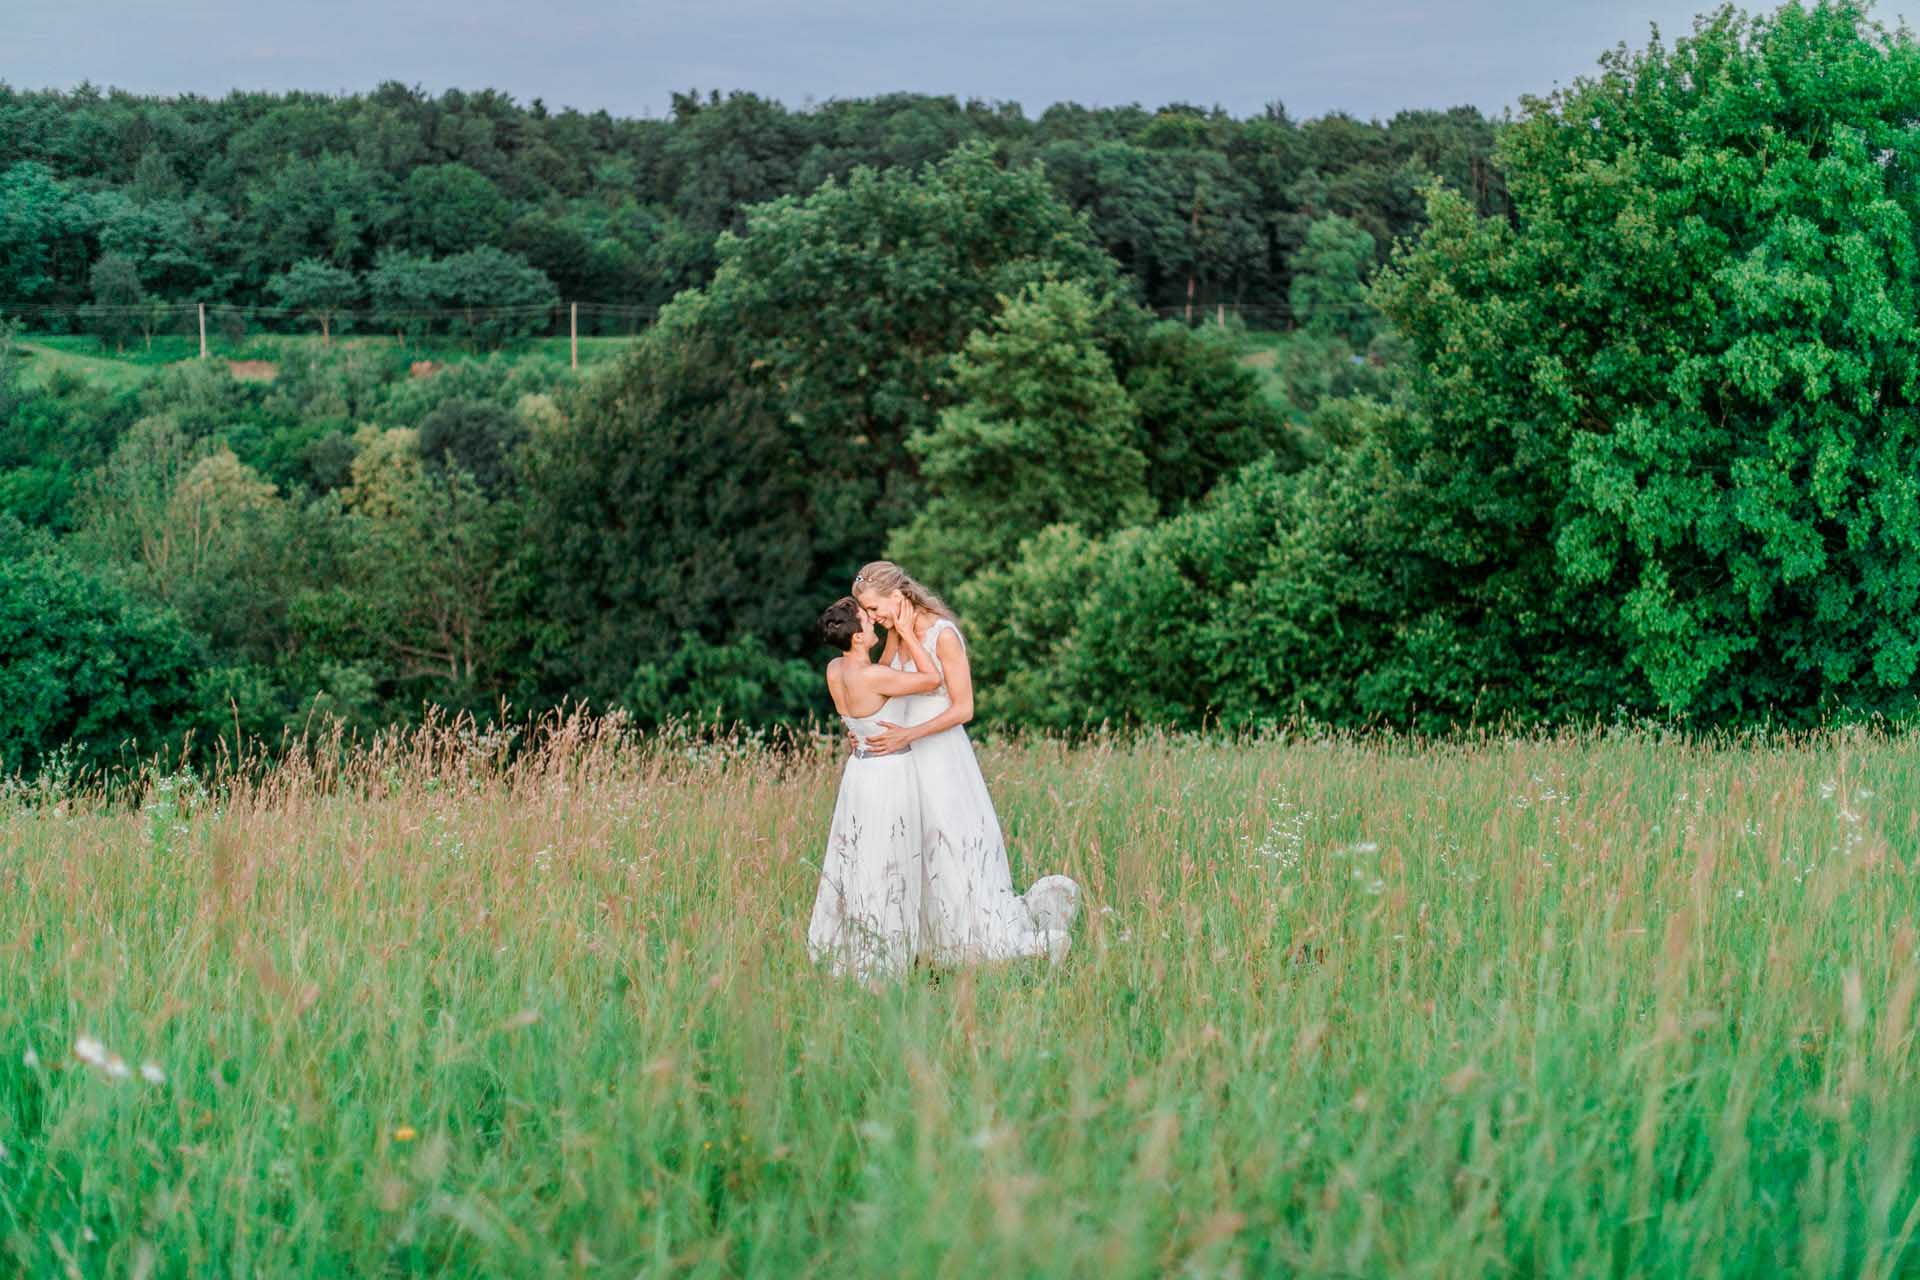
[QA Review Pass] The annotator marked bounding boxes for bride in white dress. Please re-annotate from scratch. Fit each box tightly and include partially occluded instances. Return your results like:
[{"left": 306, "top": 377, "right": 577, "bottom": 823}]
[
  {"left": 806, "top": 597, "right": 946, "bottom": 982},
  {"left": 851, "top": 561, "right": 1080, "bottom": 965}
]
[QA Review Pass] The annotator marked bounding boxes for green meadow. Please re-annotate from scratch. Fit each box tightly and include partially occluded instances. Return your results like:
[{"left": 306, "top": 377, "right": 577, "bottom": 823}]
[{"left": 5, "top": 723, "right": 1917, "bottom": 1276}]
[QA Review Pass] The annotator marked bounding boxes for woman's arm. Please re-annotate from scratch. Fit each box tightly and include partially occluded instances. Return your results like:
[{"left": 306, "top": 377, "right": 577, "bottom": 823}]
[
  {"left": 865, "top": 664, "right": 941, "bottom": 697},
  {"left": 870, "top": 629, "right": 972, "bottom": 750}
]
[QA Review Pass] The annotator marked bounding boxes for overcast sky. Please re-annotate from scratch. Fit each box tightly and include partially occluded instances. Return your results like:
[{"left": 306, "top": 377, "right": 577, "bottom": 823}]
[{"left": 10, "top": 1, "right": 1903, "bottom": 122}]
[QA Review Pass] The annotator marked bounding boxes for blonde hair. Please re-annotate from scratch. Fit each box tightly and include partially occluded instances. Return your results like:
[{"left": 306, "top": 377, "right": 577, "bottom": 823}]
[{"left": 851, "top": 561, "right": 957, "bottom": 621}]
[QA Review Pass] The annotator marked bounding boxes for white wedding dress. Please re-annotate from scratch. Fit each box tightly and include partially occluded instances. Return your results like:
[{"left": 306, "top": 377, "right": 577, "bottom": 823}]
[
  {"left": 889, "top": 618, "right": 1080, "bottom": 964},
  {"left": 806, "top": 711, "right": 924, "bottom": 982}
]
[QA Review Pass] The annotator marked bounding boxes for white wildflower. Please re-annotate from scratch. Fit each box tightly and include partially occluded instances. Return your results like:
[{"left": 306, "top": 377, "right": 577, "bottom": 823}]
[
  {"left": 140, "top": 1061, "right": 166, "bottom": 1085},
  {"left": 22, "top": 1047, "right": 39, "bottom": 1070},
  {"left": 75, "top": 1035, "right": 130, "bottom": 1079}
]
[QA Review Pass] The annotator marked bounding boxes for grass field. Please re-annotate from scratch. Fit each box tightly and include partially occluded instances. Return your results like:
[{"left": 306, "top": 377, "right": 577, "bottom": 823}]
[
  {"left": 8, "top": 333, "right": 646, "bottom": 392},
  {"left": 4, "top": 722, "right": 1919, "bottom": 1276},
  {"left": 17, "top": 328, "right": 1292, "bottom": 404}
]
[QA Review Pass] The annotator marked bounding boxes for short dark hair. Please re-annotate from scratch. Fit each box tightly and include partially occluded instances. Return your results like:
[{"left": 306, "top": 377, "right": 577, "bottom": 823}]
[{"left": 817, "top": 597, "right": 864, "bottom": 650}]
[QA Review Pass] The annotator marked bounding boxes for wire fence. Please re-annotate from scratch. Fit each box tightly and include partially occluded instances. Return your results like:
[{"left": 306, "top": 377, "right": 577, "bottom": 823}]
[
  {"left": 2, "top": 297, "right": 1382, "bottom": 354},
  {"left": 0, "top": 301, "right": 668, "bottom": 347}
]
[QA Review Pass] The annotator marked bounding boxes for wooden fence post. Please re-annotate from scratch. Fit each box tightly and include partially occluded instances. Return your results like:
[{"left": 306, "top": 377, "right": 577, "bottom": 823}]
[
  {"left": 198, "top": 303, "right": 207, "bottom": 359},
  {"left": 570, "top": 302, "right": 578, "bottom": 370}
]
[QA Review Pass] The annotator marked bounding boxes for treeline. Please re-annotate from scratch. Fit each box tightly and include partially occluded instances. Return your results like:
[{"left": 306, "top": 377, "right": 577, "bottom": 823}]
[
  {"left": 0, "top": 81, "right": 1507, "bottom": 327},
  {"left": 10, "top": 2, "right": 1920, "bottom": 775}
]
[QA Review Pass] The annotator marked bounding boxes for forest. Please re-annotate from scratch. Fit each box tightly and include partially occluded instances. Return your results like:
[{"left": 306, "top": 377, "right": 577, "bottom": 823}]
[
  {"left": 7, "top": 1, "right": 1920, "bottom": 773},
  {"left": 0, "top": 81, "right": 1504, "bottom": 325}
]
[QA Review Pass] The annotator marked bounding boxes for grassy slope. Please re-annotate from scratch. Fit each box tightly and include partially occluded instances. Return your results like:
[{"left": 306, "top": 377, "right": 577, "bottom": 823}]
[{"left": 4, "top": 726, "right": 1917, "bottom": 1276}]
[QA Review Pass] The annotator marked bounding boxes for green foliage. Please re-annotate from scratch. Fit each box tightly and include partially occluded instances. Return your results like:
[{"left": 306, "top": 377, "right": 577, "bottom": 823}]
[
  {"left": 0, "top": 548, "right": 201, "bottom": 774},
  {"left": 519, "top": 332, "right": 813, "bottom": 703},
  {"left": 417, "top": 397, "right": 526, "bottom": 495},
  {"left": 367, "top": 250, "right": 440, "bottom": 342},
  {"left": 622, "top": 632, "right": 817, "bottom": 729},
  {"left": 1289, "top": 214, "right": 1379, "bottom": 344},
  {"left": 434, "top": 246, "right": 559, "bottom": 347},
  {"left": 335, "top": 462, "right": 532, "bottom": 712},
  {"left": 1114, "top": 318, "right": 1304, "bottom": 509},
  {"left": 965, "top": 3, "right": 1920, "bottom": 734},
  {"left": 890, "top": 280, "right": 1152, "bottom": 582},
  {"left": 368, "top": 247, "right": 556, "bottom": 347},
  {"left": 0, "top": 162, "right": 90, "bottom": 304},
  {"left": 401, "top": 163, "right": 510, "bottom": 256},
  {"left": 85, "top": 251, "right": 145, "bottom": 351},
  {"left": 267, "top": 259, "right": 362, "bottom": 342},
  {"left": 1372, "top": 1, "right": 1920, "bottom": 723},
  {"left": 657, "top": 143, "right": 1127, "bottom": 576}
]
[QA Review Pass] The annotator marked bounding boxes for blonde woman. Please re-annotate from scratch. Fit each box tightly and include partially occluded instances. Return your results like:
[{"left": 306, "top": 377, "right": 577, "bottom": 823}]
[{"left": 852, "top": 561, "right": 1079, "bottom": 964}]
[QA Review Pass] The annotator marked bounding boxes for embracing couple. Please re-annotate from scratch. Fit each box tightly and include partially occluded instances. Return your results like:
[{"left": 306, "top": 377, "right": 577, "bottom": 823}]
[{"left": 806, "top": 560, "right": 1080, "bottom": 983}]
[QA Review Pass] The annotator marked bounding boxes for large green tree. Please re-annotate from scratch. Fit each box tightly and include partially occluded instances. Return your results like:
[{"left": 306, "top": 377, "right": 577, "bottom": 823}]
[
  {"left": 1375, "top": 0, "right": 1920, "bottom": 721},
  {"left": 654, "top": 141, "right": 1126, "bottom": 584},
  {"left": 978, "top": 1, "right": 1920, "bottom": 733},
  {"left": 519, "top": 331, "right": 814, "bottom": 704},
  {"left": 890, "top": 280, "right": 1152, "bottom": 583}
]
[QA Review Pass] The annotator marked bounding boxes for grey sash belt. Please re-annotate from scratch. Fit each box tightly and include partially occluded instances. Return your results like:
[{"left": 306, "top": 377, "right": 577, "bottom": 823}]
[{"left": 852, "top": 744, "right": 909, "bottom": 759}]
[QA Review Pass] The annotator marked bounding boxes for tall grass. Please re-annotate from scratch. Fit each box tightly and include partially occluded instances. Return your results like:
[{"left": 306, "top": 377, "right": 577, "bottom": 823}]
[{"left": 4, "top": 718, "right": 1918, "bottom": 1276}]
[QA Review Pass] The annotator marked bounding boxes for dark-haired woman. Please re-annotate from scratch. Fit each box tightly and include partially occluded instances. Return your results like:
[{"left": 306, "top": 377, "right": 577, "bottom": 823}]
[{"left": 806, "top": 596, "right": 943, "bottom": 983}]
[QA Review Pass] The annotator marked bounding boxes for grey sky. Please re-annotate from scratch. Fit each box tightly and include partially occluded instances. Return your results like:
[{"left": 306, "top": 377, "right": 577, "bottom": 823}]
[{"left": 10, "top": 1, "right": 1899, "bottom": 121}]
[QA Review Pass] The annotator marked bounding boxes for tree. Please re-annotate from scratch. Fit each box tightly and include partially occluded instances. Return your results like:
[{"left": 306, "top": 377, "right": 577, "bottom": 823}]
[
  {"left": 339, "top": 462, "right": 527, "bottom": 702},
  {"left": 433, "top": 246, "right": 558, "bottom": 347},
  {"left": 367, "top": 249, "right": 440, "bottom": 342},
  {"left": 656, "top": 142, "right": 1126, "bottom": 586},
  {"left": 1372, "top": 2, "right": 1920, "bottom": 722},
  {"left": 519, "top": 331, "right": 814, "bottom": 703},
  {"left": 401, "top": 163, "right": 509, "bottom": 255},
  {"left": 1289, "top": 214, "right": 1378, "bottom": 344},
  {"left": 268, "top": 258, "right": 362, "bottom": 343},
  {"left": 0, "top": 163, "right": 89, "bottom": 304},
  {"left": 417, "top": 396, "right": 527, "bottom": 495},
  {"left": 1113, "top": 317, "right": 1303, "bottom": 510},
  {"left": 889, "top": 280, "right": 1153, "bottom": 583},
  {"left": 0, "top": 548, "right": 201, "bottom": 775},
  {"left": 622, "top": 633, "right": 817, "bottom": 729},
  {"left": 85, "top": 251, "right": 144, "bottom": 351}
]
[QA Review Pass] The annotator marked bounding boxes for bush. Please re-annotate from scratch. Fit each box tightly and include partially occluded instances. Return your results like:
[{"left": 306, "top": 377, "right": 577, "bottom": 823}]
[
  {"left": 417, "top": 397, "right": 527, "bottom": 495},
  {"left": 622, "top": 633, "right": 818, "bottom": 730},
  {"left": 0, "top": 550, "right": 201, "bottom": 774}
]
